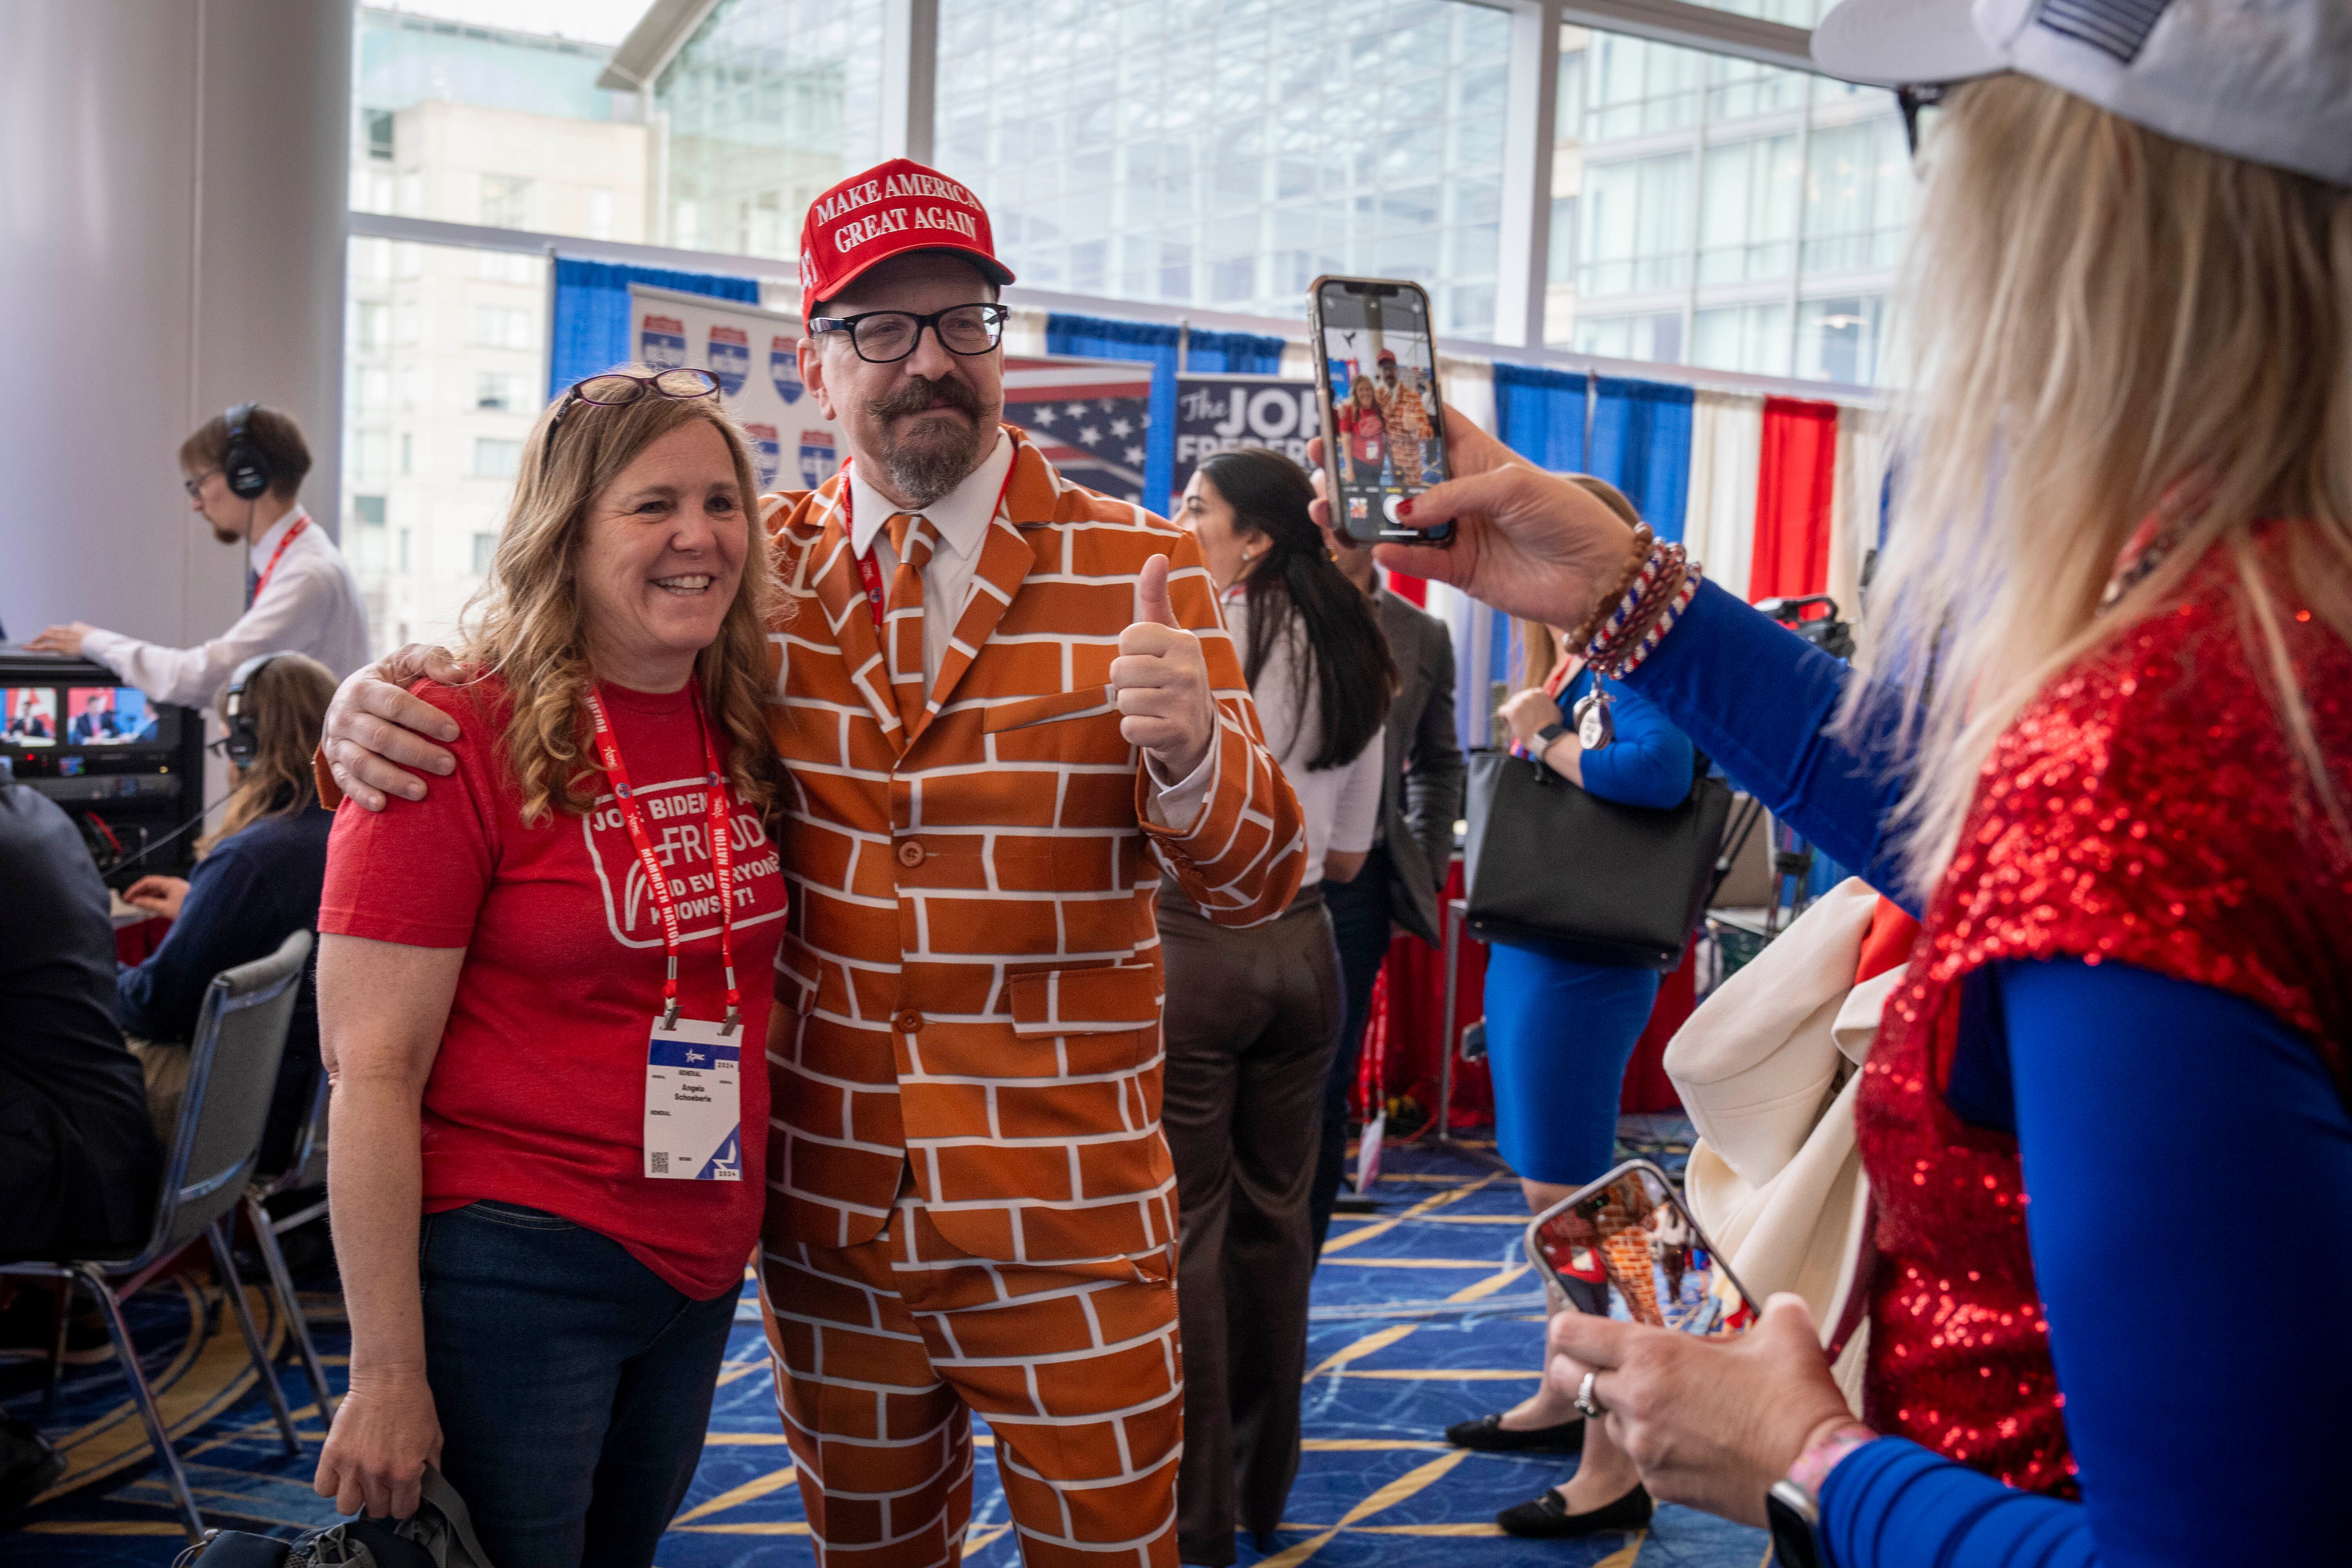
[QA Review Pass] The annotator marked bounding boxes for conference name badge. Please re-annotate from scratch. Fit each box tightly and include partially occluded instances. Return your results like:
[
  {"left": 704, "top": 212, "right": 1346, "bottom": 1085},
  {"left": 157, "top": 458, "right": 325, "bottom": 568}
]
[{"left": 642, "top": 1016, "right": 742, "bottom": 1181}]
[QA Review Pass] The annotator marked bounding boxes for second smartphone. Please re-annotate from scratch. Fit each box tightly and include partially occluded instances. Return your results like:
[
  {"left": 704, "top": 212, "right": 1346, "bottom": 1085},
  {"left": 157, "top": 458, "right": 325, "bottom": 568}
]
[{"left": 1310, "top": 276, "right": 1456, "bottom": 547}]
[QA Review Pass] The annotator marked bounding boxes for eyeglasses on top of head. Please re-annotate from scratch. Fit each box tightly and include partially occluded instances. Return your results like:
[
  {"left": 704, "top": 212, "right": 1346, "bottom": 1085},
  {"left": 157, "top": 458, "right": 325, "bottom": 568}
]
[
  {"left": 541, "top": 367, "right": 722, "bottom": 475},
  {"left": 807, "top": 303, "right": 1010, "bottom": 365}
]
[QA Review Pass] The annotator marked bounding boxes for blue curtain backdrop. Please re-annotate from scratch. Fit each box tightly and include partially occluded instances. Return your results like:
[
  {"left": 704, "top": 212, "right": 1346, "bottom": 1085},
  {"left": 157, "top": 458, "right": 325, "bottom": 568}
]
[
  {"left": 1045, "top": 314, "right": 1284, "bottom": 511},
  {"left": 548, "top": 258, "right": 762, "bottom": 398},
  {"left": 1492, "top": 363, "right": 1591, "bottom": 472},
  {"left": 1587, "top": 375, "right": 1695, "bottom": 542}
]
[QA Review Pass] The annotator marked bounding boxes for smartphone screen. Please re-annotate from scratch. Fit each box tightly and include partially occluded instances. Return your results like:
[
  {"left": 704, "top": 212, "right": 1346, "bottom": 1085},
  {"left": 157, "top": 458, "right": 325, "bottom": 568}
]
[
  {"left": 1523, "top": 1160, "right": 1758, "bottom": 1338},
  {"left": 1312, "top": 277, "right": 1454, "bottom": 546}
]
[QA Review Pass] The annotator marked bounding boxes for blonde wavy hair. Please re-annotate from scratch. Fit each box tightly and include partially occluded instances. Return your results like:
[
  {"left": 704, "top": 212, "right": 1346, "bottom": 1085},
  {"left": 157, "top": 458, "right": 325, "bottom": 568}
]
[
  {"left": 456, "top": 368, "right": 780, "bottom": 826},
  {"left": 1853, "top": 74, "right": 2352, "bottom": 899},
  {"left": 1518, "top": 476, "right": 1645, "bottom": 692},
  {"left": 202, "top": 653, "right": 336, "bottom": 853}
]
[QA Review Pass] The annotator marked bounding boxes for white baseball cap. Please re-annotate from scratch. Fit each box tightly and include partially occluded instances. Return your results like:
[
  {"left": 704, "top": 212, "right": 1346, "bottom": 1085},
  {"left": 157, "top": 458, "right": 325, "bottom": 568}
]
[{"left": 1810, "top": 0, "right": 2352, "bottom": 188}]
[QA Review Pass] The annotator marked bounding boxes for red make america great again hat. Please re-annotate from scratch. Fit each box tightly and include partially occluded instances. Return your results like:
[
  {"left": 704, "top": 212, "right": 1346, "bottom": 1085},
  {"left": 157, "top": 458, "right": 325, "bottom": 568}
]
[{"left": 798, "top": 159, "right": 1016, "bottom": 327}]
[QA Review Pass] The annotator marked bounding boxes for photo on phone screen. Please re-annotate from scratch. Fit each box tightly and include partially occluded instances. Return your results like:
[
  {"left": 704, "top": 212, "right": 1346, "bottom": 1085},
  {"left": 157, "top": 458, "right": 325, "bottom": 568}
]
[
  {"left": 1523, "top": 1159, "right": 1758, "bottom": 1338},
  {"left": 1312, "top": 277, "right": 1454, "bottom": 546}
]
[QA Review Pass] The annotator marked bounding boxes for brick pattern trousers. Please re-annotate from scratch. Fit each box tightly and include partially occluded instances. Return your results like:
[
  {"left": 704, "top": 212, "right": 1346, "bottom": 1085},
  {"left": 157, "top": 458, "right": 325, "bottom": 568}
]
[{"left": 761, "top": 1190, "right": 1184, "bottom": 1568}]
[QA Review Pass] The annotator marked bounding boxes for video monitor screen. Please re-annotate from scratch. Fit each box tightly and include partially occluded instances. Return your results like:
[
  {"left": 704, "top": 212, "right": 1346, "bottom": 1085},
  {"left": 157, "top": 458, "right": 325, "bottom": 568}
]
[
  {"left": 4, "top": 688, "right": 59, "bottom": 746},
  {"left": 65, "top": 686, "right": 158, "bottom": 746}
]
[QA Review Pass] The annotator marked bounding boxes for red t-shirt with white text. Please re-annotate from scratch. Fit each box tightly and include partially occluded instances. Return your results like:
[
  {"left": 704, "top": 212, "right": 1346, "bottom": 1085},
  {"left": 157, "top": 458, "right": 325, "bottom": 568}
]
[{"left": 318, "top": 676, "right": 785, "bottom": 1299}]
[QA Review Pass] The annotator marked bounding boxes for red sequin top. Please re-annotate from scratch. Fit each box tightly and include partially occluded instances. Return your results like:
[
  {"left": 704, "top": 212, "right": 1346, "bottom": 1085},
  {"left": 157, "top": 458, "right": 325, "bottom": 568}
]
[{"left": 1855, "top": 541, "right": 2352, "bottom": 1493}]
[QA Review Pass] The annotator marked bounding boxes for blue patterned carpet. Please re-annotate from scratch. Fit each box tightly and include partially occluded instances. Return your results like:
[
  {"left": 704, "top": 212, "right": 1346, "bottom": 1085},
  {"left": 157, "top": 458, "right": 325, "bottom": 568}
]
[{"left": 4, "top": 1139, "right": 1764, "bottom": 1568}]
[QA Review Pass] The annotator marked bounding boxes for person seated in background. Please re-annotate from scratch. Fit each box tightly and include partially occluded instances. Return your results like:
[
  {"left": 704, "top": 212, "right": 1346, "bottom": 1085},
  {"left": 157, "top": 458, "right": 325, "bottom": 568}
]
[
  {"left": 116, "top": 652, "right": 338, "bottom": 1174},
  {"left": 0, "top": 785, "right": 164, "bottom": 1264}
]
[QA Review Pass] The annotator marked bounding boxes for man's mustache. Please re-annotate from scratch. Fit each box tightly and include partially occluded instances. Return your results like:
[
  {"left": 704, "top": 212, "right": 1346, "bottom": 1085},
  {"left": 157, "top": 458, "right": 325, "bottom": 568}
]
[{"left": 867, "top": 374, "right": 989, "bottom": 424}]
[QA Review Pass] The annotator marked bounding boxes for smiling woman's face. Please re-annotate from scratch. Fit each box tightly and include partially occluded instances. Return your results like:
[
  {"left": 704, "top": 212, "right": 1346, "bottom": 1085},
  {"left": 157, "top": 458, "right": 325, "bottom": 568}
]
[{"left": 574, "top": 418, "right": 747, "bottom": 691}]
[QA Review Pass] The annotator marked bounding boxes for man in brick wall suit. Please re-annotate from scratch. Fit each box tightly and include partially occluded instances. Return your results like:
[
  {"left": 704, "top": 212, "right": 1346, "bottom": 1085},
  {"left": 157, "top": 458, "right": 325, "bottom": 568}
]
[{"left": 318, "top": 159, "right": 1308, "bottom": 1568}]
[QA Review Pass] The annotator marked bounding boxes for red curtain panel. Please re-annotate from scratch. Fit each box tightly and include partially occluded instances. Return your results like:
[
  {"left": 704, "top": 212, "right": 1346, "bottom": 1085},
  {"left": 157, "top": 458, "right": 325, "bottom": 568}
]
[{"left": 1748, "top": 396, "right": 1840, "bottom": 601}]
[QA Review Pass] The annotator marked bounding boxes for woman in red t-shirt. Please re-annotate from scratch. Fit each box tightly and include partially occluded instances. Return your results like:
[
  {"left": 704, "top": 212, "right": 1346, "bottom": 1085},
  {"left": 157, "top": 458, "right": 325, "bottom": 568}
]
[{"left": 312, "top": 367, "right": 787, "bottom": 1566}]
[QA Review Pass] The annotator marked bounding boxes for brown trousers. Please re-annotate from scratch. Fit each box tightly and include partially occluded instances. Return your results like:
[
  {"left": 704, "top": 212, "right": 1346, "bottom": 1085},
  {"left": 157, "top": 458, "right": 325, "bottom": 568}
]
[{"left": 1156, "top": 881, "right": 1343, "bottom": 1566}]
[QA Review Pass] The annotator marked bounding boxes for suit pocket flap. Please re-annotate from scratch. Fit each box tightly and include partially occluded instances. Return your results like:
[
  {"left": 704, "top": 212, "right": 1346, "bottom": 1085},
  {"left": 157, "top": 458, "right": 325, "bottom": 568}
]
[{"left": 1007, "top": 964, "right": 1160, "bottom": 1036}]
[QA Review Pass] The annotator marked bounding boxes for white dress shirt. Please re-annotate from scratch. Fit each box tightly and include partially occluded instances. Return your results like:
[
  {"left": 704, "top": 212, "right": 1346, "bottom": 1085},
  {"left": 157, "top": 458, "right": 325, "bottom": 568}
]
[
  {"left": 1222, "top": 591, "right": 1384, "bottom": 887},
  {"left": 82, "top": 503, "right": 374, "bottom": 709},
  {"left": 848, "top": 432, "right": 1212, "bottom": 827}
]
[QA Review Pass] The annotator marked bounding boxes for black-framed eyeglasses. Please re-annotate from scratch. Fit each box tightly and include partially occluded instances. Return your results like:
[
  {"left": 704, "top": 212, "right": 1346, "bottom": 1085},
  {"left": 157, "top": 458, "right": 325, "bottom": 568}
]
[
  {"left": 183, "top": 470, "right": 221, "bottom": 499},
  {"left": 541, "top": 368, "right": 721, "bottom": 476},
  {"left": 807, "top": 303, "right": 1010, "bottom": 365},
  {"left": 1897, "top": 82, "right": 1949, "bottom": 159}
]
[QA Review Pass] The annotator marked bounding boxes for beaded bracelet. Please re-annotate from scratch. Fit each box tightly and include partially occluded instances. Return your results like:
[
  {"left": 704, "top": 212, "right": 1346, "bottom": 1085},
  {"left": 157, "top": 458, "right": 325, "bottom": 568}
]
[
  {"left": 1566, "top": 524, "right": 1655, "bottom": 653},
  {"left": 1565, "top": 540, "right": 1702, "bottom": 749}
]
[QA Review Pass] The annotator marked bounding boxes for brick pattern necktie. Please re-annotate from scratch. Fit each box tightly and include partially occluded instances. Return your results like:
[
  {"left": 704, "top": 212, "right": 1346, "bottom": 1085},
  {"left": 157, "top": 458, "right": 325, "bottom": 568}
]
[{"left": 882, "top": 512, "right": 937, "bottom": 730}]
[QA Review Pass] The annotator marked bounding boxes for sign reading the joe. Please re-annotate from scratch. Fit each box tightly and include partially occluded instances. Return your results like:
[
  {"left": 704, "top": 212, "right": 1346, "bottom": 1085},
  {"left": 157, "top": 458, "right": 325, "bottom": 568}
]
[{"left": 1170, "top": 374, "right": 1320, "bottom": 512}]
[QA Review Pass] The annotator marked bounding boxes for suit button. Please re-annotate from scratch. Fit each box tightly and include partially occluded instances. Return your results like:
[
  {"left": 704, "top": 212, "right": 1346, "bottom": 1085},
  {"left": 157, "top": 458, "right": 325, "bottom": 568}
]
[
  {"left": 894, "top": 1009, "right": 923, "bottom": 1033},
  {"left": 897, "top": 840, "right": 926, "bottom": 867}
]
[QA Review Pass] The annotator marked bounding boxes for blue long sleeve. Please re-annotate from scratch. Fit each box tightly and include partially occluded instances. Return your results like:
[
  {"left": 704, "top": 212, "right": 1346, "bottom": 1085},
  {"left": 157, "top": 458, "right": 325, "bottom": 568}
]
[
  {"left": 1560, "top": 668, "right": 1693, "bottom": 811},
  {"left": 116, "top": 844, "right": 269, "bottom": 1040},
  {"left": 1621, "top": 579, "right": 1916, "bottom": 909},
  {"left": 1820, "top": 958, "right": 2352, "bottom": 1566}
]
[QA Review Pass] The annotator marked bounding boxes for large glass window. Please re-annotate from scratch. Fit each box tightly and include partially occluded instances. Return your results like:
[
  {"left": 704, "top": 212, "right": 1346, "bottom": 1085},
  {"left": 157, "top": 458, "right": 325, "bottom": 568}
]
[
  {"left": 652, "top": 0, "right": 887, "bottom": 259},
  {"left": 1546, "top": 14, "right": 1912, "bottom": 383},
  {"left": 938, "top": 0, "right": 1512, "bottom": 336}
]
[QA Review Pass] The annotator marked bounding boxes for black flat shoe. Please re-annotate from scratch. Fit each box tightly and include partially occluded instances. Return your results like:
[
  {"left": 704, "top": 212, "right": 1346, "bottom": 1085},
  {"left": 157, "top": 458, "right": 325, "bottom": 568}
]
[
  {"left": 1495, "top": 1483, "right": 1653, "bottom": 1539},
  {"left": 1443, "top": 1411, "right": 1586, "bottom": 1455}
]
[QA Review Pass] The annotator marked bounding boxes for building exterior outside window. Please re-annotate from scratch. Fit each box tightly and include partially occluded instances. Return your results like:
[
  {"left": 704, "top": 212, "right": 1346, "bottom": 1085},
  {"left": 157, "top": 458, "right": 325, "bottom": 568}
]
[
  {"left": 1546, "top": 3, "right": 1908, "bottom": 385},
  {"left": 649, "top": 0, "right": 888, "bottom": 258},
  {"left": 933, "top": 0, "right": 1511, "bottom": 337}
]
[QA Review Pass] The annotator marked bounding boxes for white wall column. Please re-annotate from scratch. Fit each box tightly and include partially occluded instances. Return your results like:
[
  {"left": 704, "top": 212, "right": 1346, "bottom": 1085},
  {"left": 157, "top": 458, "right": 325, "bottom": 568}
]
[
  {"left": 881, "top": 0, "right": 940, "bottom": 166},
  {"left": 0, "top": 0, "right": 350, "bottom": 663},
  {"left": 1494, "top": 0, "right": 1563, "bottom": 350}
]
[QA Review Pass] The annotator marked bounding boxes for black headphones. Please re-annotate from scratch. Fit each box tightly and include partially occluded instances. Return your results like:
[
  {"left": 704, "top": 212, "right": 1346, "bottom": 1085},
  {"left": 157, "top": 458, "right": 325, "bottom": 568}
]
[
  {"left": 223, "top": 651, "right": 287, "bottom": 764},
  {"left": 222, "top": 402, "right": 273, "bottom": 500}
]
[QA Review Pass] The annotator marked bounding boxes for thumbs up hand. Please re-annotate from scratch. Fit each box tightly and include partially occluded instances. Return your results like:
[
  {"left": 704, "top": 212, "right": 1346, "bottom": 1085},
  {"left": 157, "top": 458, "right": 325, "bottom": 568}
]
[{"left": 1111, "top": 554, "right": 1216, "bottom": 780}]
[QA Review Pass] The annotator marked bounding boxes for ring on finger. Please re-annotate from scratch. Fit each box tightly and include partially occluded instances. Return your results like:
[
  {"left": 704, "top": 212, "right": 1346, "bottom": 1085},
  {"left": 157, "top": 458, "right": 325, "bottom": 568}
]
[{"left": 1574, "top": 1369, "right": 1608, "bottom": 1419}]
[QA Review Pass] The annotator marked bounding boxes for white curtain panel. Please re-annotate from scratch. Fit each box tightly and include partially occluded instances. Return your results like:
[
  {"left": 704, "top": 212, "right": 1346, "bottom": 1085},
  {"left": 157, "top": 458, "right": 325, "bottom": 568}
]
[
  {"left": 1435, "top": 351, "right": 1497, "bottom": 441},
  {"left": 1828, "top": 405, "right": 1890, "bottom": 626},
  {"left": 1686, "top": 389, "right": 1765, "bottom": 603}
]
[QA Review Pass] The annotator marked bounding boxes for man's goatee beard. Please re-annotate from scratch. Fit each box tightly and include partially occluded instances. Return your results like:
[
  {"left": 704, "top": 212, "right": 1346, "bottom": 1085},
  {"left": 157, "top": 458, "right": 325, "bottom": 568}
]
[{"left": 867, "top": 375, "right": 1000, "bottom": 507}]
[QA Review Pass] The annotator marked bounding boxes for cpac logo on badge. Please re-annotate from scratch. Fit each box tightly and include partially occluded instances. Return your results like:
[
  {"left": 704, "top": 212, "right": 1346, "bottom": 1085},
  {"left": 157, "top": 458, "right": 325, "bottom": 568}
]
[
  {"left": 799, "top": 429, "right": 838, "bottom": 489},
  {"left": 771, "top": 336, "right": 803, "bottom": 404},
  {"left": 641, "top": 314, "right": 687, "bottom": 370},
  {"left": 707, "top": 325, "right": 749, "bottom": 395},
  {"left": 744, "top": 423, "right": 781, "bottom": 491}
]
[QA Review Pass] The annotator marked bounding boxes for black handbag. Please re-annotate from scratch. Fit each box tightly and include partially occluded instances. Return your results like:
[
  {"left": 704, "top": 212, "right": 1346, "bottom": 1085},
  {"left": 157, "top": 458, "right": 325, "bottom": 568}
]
[
  {"left": 1463, "top": 746, "right": 1733, "bottom": 971},
  {"left": 178, "top": 1468, "right": 497, "bottom": 1568}
]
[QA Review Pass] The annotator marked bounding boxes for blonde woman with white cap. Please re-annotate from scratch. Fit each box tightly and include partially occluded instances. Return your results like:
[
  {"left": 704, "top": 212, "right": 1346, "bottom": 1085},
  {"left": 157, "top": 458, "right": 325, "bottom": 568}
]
[{"left": 1321, "top": 1, "right": 2352, "bottom": 1562}]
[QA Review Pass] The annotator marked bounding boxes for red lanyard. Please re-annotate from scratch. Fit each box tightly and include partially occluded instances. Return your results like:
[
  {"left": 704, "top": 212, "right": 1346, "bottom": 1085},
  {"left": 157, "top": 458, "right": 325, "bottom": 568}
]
[
  {"left": 837, "top": 455, "right": 1019, "bottom": 634},
  {"left": 251, "top": 515, "right": 309, "bottom": 603},
  {"left": 584, "top": 684, "right": 739, "bottom": 1031}
]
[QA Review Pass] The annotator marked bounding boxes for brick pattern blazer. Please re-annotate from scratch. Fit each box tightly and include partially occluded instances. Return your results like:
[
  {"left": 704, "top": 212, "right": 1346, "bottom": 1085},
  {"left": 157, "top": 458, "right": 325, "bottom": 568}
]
[{"left": 758, "top": 427, "right": 1308, "bottom": 1265}]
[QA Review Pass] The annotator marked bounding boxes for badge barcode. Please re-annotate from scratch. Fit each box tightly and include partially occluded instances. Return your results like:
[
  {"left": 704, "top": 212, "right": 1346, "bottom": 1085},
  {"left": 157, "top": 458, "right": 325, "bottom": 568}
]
[{"left": 650, "top": 1151, "right": 670, "bottom": 1175}]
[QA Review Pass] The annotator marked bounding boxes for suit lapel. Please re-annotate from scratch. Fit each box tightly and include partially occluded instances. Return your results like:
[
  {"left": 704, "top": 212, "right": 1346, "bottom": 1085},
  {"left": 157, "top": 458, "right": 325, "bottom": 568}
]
[
  {"left": 796, "top": 480, "right": 907, "bottom": 754},
  {"left": 904, "top": 433, "right": 1047, "bottom": 746}
]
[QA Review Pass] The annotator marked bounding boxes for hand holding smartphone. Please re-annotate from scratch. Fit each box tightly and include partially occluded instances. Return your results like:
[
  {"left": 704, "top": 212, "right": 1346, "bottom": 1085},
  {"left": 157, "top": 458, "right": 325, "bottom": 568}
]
[
  {"left": 1524, "top": 1159, "right": 1758, "bottom": 1338},
  {"left": 1310, "top": 276, "right": 1457, "bottom": 548}
]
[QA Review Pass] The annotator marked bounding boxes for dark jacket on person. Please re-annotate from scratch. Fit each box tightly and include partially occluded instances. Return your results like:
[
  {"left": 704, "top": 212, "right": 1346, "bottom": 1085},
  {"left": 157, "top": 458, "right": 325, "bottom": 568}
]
[
  {"left": 1373, "top": 588, "right": 1466, "bottom": 944},
  {"left": 117, "top": 802, "right": 332, "bottom": 1173},
  {"left": 0, "top": 787, "right": 162, "bottom": 1261}
]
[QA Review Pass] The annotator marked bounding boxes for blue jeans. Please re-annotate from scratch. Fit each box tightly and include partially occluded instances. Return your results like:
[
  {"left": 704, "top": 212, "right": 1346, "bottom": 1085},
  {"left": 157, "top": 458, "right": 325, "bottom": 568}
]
[{"left": 419, "top": 1200, "right": 738, "bottom": 1568}]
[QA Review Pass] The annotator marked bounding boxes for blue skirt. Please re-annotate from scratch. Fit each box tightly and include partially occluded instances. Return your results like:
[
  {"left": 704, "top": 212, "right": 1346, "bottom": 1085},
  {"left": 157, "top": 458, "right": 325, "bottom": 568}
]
[{"left": 1481, "top": 941, "right": 1662, "bottom": 1188}]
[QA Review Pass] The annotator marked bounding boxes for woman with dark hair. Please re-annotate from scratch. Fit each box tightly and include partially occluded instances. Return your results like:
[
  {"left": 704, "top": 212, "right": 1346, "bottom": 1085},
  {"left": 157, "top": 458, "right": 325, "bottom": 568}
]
[{"left": 1161, "top": 445, "right": 1394, "bottom": 1566}]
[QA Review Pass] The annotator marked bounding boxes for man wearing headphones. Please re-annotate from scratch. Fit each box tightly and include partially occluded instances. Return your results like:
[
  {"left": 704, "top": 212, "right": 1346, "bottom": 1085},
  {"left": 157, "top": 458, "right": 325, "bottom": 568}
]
[{"left": 29, "top": 405, "right": 371, "bottom": 706}]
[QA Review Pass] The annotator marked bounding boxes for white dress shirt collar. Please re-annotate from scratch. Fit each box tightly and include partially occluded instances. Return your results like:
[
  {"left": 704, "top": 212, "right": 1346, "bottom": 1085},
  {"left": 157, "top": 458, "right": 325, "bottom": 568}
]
[
  {"left": 845, "top": 429, "right": 1012, "bottom": 566},
  {"left": 249, "top": 502, "right": 312, "bottom": 562}
]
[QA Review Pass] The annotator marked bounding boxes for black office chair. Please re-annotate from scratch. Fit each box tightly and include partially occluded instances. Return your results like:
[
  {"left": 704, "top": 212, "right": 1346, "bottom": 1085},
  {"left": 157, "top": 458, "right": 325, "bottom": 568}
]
[
  {"left": 1, "top": 928, "right": 312, "bottom": 1539},
  {"left": 242, "top": 1068, "right": 336, "bottom": 1418}
]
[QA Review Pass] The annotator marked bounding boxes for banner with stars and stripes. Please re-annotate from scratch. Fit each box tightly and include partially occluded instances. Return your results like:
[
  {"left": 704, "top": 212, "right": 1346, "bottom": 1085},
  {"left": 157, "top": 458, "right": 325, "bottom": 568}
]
[{"left": 1002, "top": 358, "right": 1156, "bottom": 506}]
